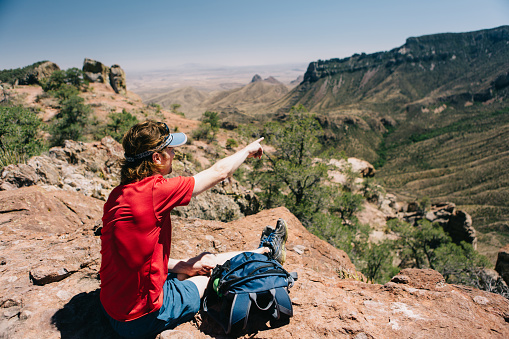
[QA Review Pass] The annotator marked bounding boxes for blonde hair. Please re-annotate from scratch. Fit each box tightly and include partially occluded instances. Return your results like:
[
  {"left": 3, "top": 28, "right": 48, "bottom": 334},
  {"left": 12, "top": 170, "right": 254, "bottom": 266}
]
[{"left": 120, "top": 120, "right": 169, "bottom": 185}]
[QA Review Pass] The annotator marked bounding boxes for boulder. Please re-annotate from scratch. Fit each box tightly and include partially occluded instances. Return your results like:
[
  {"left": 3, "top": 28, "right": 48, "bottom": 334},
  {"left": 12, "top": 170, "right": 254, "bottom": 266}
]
[
  {"left": 347, "top": 158, "right": 376, "bottom": 177},
  {"left": 328, "top": 157, "right": 376, "bottom": 188},
  {"left": 82, "top": 58, "right": 110, "bottom": 83},
  {"left": 0, "top": 163, "right": 38, "bottom": 190},
  {"left": 444, "top": 209, "right": 477, "bottom": 249},
  {"left": 380, "top": 116, "right": 397, "bottom": 127},
  {"left": 495, "top": 245, "right": 509, "bottom": 285},
  {"left": 20, "top": 61, "right": 60, "bottom": 85},
  {"left": 402, "top": 202, "right": 477, "bottom": 248},
  {"left": 389, "top": 268, "right": 447, "bottom": 290},
  {"left": 109, "top": 64, "right": 126, "bottom": 94}
]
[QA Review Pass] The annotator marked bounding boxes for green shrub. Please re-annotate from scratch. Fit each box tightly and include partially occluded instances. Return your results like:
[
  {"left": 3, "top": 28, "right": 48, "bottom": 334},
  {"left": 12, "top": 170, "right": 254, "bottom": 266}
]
[
  {"left": 329, "top": 191, "right": 365, "bottom": 224},
  {"left": 41, "top": 68, "right": 87, "bottom": 93},
  {"left": 193, "top": 123, "right": 216, "bottom": 142},
  {"left": 388, "top": 219, "right": 491, "bottom": 283},
  {"left": 357, "top": 240, "right": 400, "bottom": 283},
  {"left": 226, "top": 138, "right": 238, "bottom": 150},
  {"left": 202, "top": 111, "right": 220, "bottom": 129},
  {"left": 49, "top": 95, "right": 91, "bottom": 146},
  {"left": 53, "top": 84, "right": 80, "bottom": 101},
  {"left": 105, "top": 110, "right": 139, "bottom": 142},
  {"left": 193, "top": 111, "right": 221, "bottom": 143},
  {"left": 0, "top": 105, "right": 45, "bottom": 169}
]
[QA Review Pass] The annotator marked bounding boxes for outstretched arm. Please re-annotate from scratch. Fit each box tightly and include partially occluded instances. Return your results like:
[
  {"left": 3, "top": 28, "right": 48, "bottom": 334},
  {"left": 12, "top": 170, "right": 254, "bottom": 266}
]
[{"left": 192, "top": 137, "right": 264, "bottom": 197}]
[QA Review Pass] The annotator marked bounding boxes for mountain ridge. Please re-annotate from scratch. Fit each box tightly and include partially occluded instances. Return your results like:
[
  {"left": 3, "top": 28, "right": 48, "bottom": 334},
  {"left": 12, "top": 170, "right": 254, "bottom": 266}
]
[{"left": 273, "top": 25, "right": 509, "bottom": 114}]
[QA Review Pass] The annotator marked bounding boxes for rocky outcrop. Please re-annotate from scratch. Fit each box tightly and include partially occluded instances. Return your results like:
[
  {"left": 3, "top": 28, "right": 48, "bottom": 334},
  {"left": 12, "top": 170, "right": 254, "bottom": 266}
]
[
  {"left": 109, "top": 64, "right": 126, "bottom": 94},
  {"left": 0, "top": 137, "right": 123, "bottom": 200},
  {"left": 264, "top": 76, "right": 281, "bottom": 84},
  {"left": 380, "top": 116, "right": 397, "bottom": 128},
  {"left": 443, "top": 209, "right": 477, "bottom": 247},
  {"left": 1, "top": 196, "right": 508, "bottom": 338},
  {"left": 328, "top": 157, "right": 376, "bottom": 189},
  {"left": 327, "top": 158, "right": 478, "bottom": 248},
  {"left": 172, "top": 178, "right": 260, "bottom": 222},
  {"left": 277, "top": 26, "right": 509, "bottom": 117},
  {"left": 82, "top": 59, "right": 126, "bottom": 94},
  {"left": 82, "top": 58, "right": 110, "bottom": 84},
  {"left": 496, "top": 245, "right": 509, "bottom": 285},
  {"left": 315, "top": 114, "right": 372, "bottom": 134},
  {"left": 250, "top": 75, "right": 281, "bottom": 85},
  {"left": 401, "top": 202, "right": 478, "bottom": 249},
  {"left": 19, "top": 61, "right": 60, "bottom": 85}
]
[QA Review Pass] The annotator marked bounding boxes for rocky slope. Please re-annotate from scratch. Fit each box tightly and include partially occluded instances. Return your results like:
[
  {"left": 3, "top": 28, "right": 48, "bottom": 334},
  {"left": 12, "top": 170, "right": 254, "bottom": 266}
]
[
  {"left": 1, "top": 138, "right": 506, "bottom": 338},
  {"left": 1, "top": 189, "right": 508, "bottom": 338},
  {"left": 0, "top": 137, "right": 262, "bottom": 223}
]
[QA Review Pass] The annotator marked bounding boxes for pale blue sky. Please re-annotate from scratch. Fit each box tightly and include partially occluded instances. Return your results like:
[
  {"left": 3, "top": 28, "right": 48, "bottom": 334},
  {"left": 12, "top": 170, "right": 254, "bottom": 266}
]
[{"left": 0, "top": 0, "right": 508, "bottom": 73}]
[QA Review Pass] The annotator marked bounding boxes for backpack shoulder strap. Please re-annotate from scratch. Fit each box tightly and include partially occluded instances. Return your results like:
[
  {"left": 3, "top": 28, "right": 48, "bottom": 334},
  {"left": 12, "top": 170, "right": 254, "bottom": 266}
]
[
  {"left": 274, "top": 286, "right": 293, "bottom": 318},
  {"left": 228, "top": 293, "right": 252, "bottom": 334}
]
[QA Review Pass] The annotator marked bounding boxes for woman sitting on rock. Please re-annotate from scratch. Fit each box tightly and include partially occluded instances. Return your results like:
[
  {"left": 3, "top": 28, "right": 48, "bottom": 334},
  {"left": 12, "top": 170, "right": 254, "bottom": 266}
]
[{"left": 99, "top": 120, "right": 287, "bottom": 339}]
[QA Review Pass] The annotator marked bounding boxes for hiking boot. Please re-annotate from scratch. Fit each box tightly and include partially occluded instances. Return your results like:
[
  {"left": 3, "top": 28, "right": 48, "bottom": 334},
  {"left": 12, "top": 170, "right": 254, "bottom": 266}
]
[
  {"left": 259, "top": 218, "right": 288, "bottom": 264},
  {"left": 259, "top": 225, "right": 274, "bottom": 246}
]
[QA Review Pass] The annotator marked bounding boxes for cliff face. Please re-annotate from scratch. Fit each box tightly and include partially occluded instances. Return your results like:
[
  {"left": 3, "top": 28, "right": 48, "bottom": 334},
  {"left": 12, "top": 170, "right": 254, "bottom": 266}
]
[{"left": 278, "top": 26, "right": 509, "bottom": 113}]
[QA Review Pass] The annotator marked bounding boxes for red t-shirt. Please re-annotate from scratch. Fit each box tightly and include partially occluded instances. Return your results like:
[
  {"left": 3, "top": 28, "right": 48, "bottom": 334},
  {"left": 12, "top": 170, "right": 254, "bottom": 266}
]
[{"left": 100, "top": 175, "right": 195, "bottom": 321}]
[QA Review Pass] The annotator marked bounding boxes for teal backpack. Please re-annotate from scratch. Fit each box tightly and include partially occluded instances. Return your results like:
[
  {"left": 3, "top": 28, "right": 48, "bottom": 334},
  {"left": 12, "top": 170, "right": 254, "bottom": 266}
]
[{"left": 203, "top": 252, "right": 297, "bottom": 335}]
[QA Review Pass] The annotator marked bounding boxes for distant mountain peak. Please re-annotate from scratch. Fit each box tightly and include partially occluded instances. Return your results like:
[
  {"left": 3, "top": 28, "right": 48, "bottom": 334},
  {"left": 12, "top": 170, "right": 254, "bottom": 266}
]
[
  {"left": 251, "top": 74, "right": 283, "bottom": 85},
  {"left": 264, "top": 76, "right": 280, "bottom": 84},
  {"left": 251, "top": 74, "right": 263, "bottom": 83}
]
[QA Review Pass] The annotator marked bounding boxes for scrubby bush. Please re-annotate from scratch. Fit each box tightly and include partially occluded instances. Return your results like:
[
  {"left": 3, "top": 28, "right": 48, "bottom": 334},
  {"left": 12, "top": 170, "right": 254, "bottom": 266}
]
[
  {"left": 106, "top": 110, "right": 139, "bottom": 142},
  {"left": 226, "top": 138, "right": 238, "bottom": 150},
  {"left": 259, "top": 105, "right": 330, "bottom": 222},
  {"left": 388, "top": 219, "right": 491, "bottom": 284},
  {"left": 41, "top": 68, "right": 87, "bottom": 92},
  {"left": 0, "top": 105, "right": 45, "bottom": 169},
  {"left": 193, "top": 111, "right": 221, "bottom": 142},
  {"left": 49, "top": 95, "right": 91, "bottom": 146}
]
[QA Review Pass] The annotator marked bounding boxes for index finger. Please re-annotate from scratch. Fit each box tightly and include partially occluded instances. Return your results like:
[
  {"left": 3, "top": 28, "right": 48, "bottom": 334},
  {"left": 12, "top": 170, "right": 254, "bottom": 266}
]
[{"left": 254, "top": 137, "right": 264, "bottom": 144}]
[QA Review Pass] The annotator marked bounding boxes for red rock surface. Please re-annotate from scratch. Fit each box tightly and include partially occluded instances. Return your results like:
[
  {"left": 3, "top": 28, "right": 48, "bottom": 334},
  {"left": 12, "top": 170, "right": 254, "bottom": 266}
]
[{"left": 0, "top": 187, "right": 508, "bottom": 338}]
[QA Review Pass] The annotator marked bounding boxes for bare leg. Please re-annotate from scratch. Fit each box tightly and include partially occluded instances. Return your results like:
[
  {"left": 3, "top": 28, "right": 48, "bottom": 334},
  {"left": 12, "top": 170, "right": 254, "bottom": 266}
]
[{"left": 174, "top": 247, "right": 269, "bottom": 298}]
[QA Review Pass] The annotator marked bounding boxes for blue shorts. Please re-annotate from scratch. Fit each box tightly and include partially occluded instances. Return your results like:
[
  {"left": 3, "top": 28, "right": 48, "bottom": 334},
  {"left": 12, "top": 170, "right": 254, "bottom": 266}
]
[{"left": 103, "top": 273, "right": 201, "bottom": 339}]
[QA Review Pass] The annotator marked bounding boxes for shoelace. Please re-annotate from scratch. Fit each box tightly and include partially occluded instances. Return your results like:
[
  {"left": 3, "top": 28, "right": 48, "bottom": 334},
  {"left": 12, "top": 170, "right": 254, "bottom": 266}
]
[{"left": 264, "top": 233, "right": 279, "bottom": 255}]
